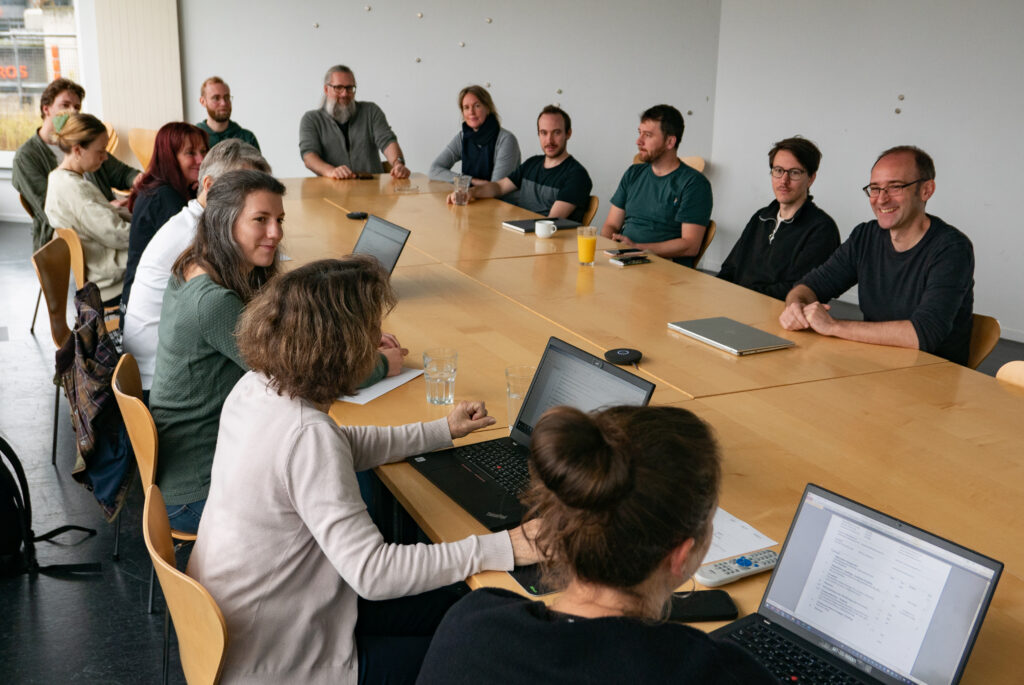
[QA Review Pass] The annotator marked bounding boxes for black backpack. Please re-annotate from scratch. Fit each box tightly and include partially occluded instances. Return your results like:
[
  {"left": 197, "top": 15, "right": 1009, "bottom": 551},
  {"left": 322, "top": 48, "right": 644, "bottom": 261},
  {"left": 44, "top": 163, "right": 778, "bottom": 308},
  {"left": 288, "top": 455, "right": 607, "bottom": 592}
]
[{"left": 0, "top": 434, "right": 101, "bottom": 576}]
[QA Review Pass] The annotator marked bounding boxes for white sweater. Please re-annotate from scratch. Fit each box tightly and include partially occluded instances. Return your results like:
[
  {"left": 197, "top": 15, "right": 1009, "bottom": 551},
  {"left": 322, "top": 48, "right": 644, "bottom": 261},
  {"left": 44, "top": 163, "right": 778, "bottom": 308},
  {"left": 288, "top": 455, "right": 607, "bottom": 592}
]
[
  {"left": 187, "top": 371, "right": 514, "bottom": 684},
  {"left": 44, "top": 168, "right": 130, "bottom": 302}
]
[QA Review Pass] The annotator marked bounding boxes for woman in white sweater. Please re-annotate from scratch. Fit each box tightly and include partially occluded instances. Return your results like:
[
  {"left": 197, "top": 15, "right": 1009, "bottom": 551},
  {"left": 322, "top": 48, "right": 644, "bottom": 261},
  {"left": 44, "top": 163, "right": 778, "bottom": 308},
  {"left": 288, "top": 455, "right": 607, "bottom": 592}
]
[
  {"left": 187, "top": 255, "right": 538, "bottom": 684},
  {"left": 44, "top": 112, "right": 130, "bottom": 304}
]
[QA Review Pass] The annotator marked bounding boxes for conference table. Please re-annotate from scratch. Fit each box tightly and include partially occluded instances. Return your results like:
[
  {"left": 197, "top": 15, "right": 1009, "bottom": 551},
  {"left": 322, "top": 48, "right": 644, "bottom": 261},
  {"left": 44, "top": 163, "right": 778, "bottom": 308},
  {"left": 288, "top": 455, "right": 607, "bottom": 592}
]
[{"left": 281, "top": 177, "right": 1023, "bottom": 683}]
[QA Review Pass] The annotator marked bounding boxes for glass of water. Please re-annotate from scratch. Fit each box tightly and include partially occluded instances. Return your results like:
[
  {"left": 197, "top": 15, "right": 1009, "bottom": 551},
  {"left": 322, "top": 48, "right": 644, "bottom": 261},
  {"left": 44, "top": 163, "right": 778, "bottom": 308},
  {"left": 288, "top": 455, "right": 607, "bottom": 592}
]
[
  {"left": 423, "top": 348, "right": 457, "bottom": 405},
  {"left": 505, "top": 365, "right": 535, "bottom": 433}
]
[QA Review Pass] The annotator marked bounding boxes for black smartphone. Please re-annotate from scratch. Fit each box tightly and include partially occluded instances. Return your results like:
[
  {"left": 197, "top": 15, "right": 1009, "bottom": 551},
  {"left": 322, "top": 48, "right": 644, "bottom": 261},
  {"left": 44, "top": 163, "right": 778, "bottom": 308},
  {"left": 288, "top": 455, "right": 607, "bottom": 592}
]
[
  {"left": 610, "top": 256, "right": 651, "bottom": 267},
  {"left": 604, "top": 248, "right": 646, "bottom": 257},
  {"left": 668, "top": 590, "right": 738, "bottom": 622}
]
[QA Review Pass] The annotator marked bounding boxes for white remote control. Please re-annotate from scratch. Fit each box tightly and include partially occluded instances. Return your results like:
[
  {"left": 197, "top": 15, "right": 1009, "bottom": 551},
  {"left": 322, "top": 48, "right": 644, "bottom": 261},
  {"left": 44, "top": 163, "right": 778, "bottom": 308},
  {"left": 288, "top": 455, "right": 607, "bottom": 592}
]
[{"left": 695, "top": 549, "right": 778, "bottom": 587}]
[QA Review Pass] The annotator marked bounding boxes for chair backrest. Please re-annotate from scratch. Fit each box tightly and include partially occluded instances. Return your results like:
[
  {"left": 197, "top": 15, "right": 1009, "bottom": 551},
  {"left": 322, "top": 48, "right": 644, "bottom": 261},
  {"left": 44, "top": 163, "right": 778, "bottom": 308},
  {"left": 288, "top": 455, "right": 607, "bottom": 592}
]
[
  {"left": 693, "top": 220, "right": 717, "bottom": 268},
  {"left": 630, "top": 154, "right": 707, "bottom": 174},
  {"left": 580, "top": 195, "right": 599, "bottom": 225},
  {"left": 143, "top": 485, "right": 227, "bottom": 685},
  {"left": 112, "top": 354, "right": 158, "bottom": 488},
  {"left": 19, "top": 193, "right": 35, "bottom": 220},
  {"left": 996, "top": 361, "right": 1024, "bottom": 388},
  {"left": 53, "top": 227, "right": 86, "bottom": 290},
  {"left": 968, "top": 313, "right": 1000, "bottom": 370},
  {"left": 104, "top": 122, "right": 120, "bottom": 154},
  {"left": 31, "top": 237, "right": 72, "bottom": 348},
  {"left": 129, "top": 128, "right": 158, "bottom": 170}
]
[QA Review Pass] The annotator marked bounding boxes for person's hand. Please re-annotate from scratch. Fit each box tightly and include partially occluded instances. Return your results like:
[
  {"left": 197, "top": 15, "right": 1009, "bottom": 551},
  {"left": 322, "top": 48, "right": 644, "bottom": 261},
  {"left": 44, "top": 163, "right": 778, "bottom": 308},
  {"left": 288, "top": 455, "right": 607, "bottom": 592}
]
[
  {"left": 508, "top": 518, "right": 542, "bottom": 566},
  {"left": 612, "top": 232, "right": 636, "bottom": 248},
  {"left": 390, "top": 161, "right": 410, "bottom": 179},
  {"left": 131, "top": 173, "right": 144, "bottom": 190},
  {"left": 446, "top": 400, "right": 496, "bottom": 438},
  {"left": 446, "top": 190, "right": 474, "bottom": 205},
  {"left": 803, "top": 302, "right": 836, "bottom": 336},
  {"left": 379, "top": 332, "right": 404, "bottom": 350},
  {"left": 779, "top": 301, "right": 810, "bottom": 330},
  {"left": 110, "top": 197, "right": 129, "bottom": 209},
  {"left": 380, "top": 345, "right": 407, "bottom": 377},
  {"left": 328, "top": 165, "right": 356, "bottom": 180}
]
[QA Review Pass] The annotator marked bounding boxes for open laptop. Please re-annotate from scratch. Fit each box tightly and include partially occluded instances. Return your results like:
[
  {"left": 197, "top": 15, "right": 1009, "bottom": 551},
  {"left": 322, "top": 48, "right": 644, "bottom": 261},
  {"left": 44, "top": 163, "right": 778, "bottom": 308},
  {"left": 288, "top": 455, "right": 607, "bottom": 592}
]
[
  {"left": 712, "top": 484, "right": 1002, "bottom": 685},
  {"left": 352, "top": 215, "right": 410, "bottom": 275},
  {"left": 408, "top": 337, "right": 655, "bottom": 531},
  {"left": 668, "top": 316, "right": 794, "bottom": 355}
]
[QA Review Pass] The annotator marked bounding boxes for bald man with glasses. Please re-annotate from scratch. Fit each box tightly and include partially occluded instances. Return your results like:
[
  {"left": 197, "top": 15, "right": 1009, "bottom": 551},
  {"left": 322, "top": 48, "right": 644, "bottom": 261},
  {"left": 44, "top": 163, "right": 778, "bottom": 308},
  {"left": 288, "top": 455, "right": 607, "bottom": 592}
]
[
  {"left": 299, "top": 64, "right": 410, "bottom": 179},
  {"left": 779, "top": 145, "right": 975, "bottom": 365}
]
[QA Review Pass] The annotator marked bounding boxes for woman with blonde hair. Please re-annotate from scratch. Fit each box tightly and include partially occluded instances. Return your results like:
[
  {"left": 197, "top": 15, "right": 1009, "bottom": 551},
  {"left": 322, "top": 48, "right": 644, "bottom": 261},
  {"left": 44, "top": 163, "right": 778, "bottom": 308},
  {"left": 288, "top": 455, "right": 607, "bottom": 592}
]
[
  {"left": 44, "top": 112, "right": 130, "bottom": 304},
  {"left": 429, "top": 84, "right": 520, "bottom": 187}
]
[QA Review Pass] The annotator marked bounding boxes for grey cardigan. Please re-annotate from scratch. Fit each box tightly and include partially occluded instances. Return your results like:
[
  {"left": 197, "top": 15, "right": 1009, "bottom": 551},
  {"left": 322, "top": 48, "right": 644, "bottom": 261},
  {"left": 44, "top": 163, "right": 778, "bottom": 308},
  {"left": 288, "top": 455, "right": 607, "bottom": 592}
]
[
  {"left": 429, "top": 128, "right": 521, "bottom": 183},
  {"left": 298, "top": 103, "right": 397, "bottom": 174}
]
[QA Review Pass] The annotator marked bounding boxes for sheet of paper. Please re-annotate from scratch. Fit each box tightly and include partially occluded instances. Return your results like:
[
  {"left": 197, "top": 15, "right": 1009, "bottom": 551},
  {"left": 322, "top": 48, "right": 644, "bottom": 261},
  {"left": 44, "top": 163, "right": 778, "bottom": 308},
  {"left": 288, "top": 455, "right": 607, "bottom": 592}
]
[
  {"left": 339, "top": 367, "right": 423, "bottom": 405},
  {"left": 701, "top": 507, "right": 777, "bottom": 564}
]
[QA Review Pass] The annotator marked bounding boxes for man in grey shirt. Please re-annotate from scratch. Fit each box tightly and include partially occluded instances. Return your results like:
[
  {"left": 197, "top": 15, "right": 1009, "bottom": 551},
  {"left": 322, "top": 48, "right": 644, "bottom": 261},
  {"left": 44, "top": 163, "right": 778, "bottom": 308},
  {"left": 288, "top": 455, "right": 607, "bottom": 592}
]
[{"left": 298, "top": 65, "right": 410, "bottom": 179}]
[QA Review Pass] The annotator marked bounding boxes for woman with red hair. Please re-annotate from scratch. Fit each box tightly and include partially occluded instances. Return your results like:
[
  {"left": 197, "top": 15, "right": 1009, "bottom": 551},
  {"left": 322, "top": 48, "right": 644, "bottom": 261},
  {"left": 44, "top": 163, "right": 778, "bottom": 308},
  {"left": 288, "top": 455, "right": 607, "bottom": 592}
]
[{"left": 121, "top": 122, "right": 208, "bottom": 315}]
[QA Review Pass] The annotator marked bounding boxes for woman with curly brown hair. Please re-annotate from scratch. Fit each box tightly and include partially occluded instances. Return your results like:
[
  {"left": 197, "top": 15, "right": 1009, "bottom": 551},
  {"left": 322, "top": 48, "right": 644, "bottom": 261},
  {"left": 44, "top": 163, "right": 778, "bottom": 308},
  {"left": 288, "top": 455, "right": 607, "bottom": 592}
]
[
  {"left": 417, "top": 405, "right": 773, "bottom": 684},
  {"left": 187, "top": 256, "right": 540, "bottom": 685}
]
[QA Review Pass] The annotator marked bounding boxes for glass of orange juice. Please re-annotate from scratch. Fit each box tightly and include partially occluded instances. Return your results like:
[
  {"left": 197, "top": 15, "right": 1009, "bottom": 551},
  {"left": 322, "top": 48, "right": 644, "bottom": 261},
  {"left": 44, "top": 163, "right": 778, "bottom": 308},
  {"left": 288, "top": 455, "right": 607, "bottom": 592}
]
[{"left": 577, "top": 226, "right": 597, "bottom": 266}]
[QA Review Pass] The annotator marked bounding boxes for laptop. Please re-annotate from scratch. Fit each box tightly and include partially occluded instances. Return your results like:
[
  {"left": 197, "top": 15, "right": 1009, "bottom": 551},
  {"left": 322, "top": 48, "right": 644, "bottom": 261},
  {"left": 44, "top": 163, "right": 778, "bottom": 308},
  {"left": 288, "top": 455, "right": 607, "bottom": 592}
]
[
  {"left": 408, "top": 337, "right": 655, "bottom": 531},
  {"left": 501, "top": 217, "right": 580, "bottom": 233},
  {"left": 712, "top": 484, "right": 1002, "bottom": 685},
  {"left": 352, "top": 215, "right": 410, "bottom": 275},
  {"left": 668, "top": 316, "right": 795, "bottom": 355}
]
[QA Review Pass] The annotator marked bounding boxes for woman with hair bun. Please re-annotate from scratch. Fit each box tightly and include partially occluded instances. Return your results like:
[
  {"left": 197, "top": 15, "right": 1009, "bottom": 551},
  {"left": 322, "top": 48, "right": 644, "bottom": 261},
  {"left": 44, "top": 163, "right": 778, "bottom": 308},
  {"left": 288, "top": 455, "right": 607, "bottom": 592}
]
[
  {"left": 429, "top": 84, "right": 520, "bottom": 187},
  {"left": 417, "top": 405, "right": 773, "bottom": 684},
  {"left": 44, "top": 112, "right": 130, "bottom": 304}
]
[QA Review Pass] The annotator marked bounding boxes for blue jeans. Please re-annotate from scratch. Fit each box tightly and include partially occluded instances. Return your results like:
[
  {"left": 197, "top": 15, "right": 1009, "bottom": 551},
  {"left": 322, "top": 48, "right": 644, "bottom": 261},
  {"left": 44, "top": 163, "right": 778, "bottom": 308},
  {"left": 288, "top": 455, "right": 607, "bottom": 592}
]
[{"left": 165, "top": 498, "right": 206, "bottom": 534}]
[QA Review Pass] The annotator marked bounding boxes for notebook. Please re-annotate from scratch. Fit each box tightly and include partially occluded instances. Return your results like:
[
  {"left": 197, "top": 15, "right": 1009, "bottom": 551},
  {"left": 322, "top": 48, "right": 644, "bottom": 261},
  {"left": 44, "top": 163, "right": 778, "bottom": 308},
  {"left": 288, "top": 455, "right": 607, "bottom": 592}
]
[
  {"left": 352, "top": 215, "right": 410, "bottom": 275},
  {"left": 407, "top": 337, "right": 655, "bottom": 531},
  {"left": 668, "top": 316, "right": 794, "bottom": 355},
  {"left": 501, "top": 217, "right": 580, "bottom": 233},
  {"left": 712, "top": 484, "right": 1002, "bottom": 684}
]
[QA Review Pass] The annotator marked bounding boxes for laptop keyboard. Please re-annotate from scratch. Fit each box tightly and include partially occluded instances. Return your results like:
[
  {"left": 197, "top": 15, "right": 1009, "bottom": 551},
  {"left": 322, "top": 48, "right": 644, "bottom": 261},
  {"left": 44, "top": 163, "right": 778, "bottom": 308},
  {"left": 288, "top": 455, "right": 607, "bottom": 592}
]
[
  {"left": 458, "top": 441, "right": 530, "bottom": 495},
  {"left": 728, "top": 623, "right": 860, "bottom": 684}
]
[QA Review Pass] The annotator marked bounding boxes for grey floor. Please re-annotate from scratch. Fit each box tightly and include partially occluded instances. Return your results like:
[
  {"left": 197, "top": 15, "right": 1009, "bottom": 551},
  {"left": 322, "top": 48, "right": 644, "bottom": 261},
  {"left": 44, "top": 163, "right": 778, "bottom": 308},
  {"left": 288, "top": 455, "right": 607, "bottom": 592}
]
[{"left": 2, "top": 219, "right": 1021, "bottom": 683}]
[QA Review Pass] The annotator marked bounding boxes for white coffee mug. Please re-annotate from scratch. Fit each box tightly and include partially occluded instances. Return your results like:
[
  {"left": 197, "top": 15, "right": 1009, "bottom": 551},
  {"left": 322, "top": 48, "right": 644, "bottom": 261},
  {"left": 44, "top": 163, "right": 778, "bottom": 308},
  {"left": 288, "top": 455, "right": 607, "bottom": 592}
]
[{"left": 535, "top": 220, "right": 558, "bottom": 238}]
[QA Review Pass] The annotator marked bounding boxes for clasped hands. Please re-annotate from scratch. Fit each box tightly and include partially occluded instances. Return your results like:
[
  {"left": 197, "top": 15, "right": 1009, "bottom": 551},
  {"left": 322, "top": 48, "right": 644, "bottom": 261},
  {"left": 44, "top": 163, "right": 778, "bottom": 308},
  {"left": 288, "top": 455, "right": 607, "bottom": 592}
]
[
  {"left": 328, "top": 162, "right": 410, "bottom": 180},
  {"left": 779, "top": 301, "right": 837, "bottom": 336}
]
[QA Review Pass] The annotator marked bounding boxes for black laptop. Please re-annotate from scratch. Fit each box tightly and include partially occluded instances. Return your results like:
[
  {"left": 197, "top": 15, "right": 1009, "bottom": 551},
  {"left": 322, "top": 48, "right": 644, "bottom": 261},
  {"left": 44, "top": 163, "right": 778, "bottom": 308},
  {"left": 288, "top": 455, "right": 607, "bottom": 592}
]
[
  {"left": 712, "top": 484, "right": 1002, "bottom": 684},
  {"left": 352, "top": 215, "right": 410, "bottom": 275},
  {"left": 408, "top": 337, "right": 655, "bottom": 531}
]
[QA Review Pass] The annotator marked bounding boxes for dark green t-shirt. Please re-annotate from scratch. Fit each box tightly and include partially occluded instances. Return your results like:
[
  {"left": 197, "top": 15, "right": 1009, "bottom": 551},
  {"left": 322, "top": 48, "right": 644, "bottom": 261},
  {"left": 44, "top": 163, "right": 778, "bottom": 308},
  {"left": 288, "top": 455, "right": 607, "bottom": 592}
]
[
  {"left": 610, "top": 162, "right": 712, "bottom": 244},
  {"left": 196, "top": 119, "right": 261, "bottom": 151}
]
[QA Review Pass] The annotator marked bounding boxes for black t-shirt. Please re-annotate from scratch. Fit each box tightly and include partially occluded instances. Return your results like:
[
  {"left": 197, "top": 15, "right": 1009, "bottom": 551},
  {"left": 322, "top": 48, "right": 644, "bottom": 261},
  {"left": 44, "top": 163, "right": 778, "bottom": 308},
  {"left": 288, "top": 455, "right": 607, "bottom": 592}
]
[
  {"left": 124, "top": 183, "right": 188, "bottom": 309},
  {"left": 416, "top": 588, "right": 774, "bottom": 685},
  {"left": 799, "top": 215, "right": 974, "bottom": 364},
  {"left": 508, "top": 155, "right": 593, "bottom": 222}
]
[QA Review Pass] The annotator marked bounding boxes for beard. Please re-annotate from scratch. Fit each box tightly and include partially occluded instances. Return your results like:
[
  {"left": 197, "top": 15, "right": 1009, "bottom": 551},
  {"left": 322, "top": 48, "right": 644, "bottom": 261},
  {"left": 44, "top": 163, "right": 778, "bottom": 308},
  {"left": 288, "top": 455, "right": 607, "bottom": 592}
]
[
  {"left": 325, "top": 99, "right": 358, "bottom": 124},
  {"left": 207, "top": 106, "right": 231, "bottom": 123}
]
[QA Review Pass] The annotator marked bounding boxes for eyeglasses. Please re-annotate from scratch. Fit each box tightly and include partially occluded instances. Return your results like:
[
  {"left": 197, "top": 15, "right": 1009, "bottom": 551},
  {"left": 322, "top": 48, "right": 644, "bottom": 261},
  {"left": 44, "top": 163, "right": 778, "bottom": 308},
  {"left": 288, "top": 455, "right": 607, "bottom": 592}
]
[
  {"left": 862, "top": 180, "right": 923, "bottom": 198},
  {"left": 770, "top": 166, "right": 807, "bottom": 180},
  {"left": 328, "top": 84, "right": 357, "bottom": 94},
  {"left": 207, "top": 95, "right": 232, "bottom": 103}
]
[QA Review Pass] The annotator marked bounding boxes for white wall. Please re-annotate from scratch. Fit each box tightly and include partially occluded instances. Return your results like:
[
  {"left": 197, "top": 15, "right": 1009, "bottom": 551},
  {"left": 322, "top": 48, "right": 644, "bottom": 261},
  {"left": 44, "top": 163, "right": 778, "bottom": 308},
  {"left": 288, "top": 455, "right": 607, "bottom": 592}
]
[
  {"left": 176, "top": 0, "right": 721, "bottom": 213},
  {"left": 709, "top": 0, "right": 1024, "bottom": 340}
]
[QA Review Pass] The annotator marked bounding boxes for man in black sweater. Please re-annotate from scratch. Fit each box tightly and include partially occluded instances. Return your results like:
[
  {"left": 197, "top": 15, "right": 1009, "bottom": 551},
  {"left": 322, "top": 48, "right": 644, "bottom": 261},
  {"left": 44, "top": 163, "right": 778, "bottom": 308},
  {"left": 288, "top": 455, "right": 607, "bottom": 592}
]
[
  {"left": 779, "top": 146, "right": 974, "bottom": 365},
  {"left": 718, "top": 136, "right": 839, "bottom": 299}
]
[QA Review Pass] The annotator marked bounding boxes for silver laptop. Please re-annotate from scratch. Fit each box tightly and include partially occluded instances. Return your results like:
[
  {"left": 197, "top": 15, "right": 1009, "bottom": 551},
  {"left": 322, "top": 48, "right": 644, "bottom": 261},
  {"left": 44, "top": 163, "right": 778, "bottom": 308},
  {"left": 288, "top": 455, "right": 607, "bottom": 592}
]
[
  {"left": 712, "top": 484, "right": 1002, "bottom": 684},
  {"left": 668, "top": 316, "right": 794, "bottom": 355},
  {"left": 352, "top": 215, "right": 410, "bottom": 275}
]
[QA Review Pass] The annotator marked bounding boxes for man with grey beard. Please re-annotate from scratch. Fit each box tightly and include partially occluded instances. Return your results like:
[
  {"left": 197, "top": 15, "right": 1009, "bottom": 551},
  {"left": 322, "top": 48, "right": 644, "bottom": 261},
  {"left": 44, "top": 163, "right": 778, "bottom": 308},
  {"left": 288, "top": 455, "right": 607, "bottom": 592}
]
[{"left": 299, "top": 64, "right": 411, "bottom": 179}]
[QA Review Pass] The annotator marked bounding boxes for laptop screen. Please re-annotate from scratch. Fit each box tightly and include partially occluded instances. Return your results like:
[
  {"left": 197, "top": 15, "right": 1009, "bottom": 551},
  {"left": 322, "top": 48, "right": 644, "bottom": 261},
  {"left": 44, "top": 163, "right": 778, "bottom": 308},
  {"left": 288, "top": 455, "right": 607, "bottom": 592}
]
[
  {"left": 352, "top": 215, "right": 410, "bottom": 275},
  {"left": 760, "top": 485, "right": 1002, "bottom": 685},
  {"left": 510, "top": 337, "right": 655, "bottom": 446}
]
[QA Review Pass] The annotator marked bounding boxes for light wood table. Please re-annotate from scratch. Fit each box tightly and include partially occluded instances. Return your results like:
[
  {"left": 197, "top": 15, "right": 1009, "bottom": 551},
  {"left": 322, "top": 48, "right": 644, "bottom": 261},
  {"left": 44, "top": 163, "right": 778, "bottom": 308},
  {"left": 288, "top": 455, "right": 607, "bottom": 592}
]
[
  {"left": 280, "top": 173, "right": 451, "bottom": 200},
  {"left": 454, "top": 250, "right": 945, "bottom": 397}
]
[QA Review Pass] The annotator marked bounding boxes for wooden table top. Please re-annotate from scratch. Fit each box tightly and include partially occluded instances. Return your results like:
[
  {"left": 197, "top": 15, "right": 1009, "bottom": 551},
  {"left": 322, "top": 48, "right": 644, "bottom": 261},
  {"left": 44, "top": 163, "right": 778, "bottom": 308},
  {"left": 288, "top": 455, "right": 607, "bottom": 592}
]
[{"left": 280, "top": 173, "right": 452, "bottom": 200}]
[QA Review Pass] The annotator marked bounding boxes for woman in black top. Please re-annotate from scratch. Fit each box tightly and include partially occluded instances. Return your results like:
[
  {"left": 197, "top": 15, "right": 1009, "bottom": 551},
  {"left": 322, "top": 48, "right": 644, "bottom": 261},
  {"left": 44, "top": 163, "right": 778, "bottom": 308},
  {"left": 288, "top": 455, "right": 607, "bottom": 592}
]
[
  {"left": 121, "top": 122, "right": 208, "bottom": 314},
  {"left": 417, "top": 405, "right": 773, "bottom": 684}
]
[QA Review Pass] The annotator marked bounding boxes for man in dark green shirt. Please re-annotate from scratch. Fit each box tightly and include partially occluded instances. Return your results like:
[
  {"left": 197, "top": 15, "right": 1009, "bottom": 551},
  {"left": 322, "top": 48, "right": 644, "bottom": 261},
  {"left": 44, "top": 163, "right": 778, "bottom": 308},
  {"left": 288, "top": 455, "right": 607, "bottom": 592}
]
[{"left": 195, "top": 76, "right": 260, "bottom": 151}]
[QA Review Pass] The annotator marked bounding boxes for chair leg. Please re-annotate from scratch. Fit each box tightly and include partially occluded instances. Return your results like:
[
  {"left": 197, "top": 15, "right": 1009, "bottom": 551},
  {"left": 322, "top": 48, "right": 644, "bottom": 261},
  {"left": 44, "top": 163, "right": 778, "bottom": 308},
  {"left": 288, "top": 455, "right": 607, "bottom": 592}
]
[
  {"left": 112, "top": 514, "right": 121, "bottom": 561},
  {"left": 30, "top": 288, "right": 42, "bottom": 334},
  {"left": 162, "top": 608, "right": 170, "bottom": 685},
  {"left": 148, "top": 563, "right": 156, "bottom": 614},
  {"left": 52, "top": 384, "right": 59, "bottom": 466}
]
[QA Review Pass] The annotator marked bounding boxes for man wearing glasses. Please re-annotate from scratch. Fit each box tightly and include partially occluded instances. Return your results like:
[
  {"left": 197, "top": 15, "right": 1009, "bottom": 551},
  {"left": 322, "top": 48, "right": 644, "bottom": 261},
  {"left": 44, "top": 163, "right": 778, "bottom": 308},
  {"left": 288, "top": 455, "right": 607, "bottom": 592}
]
[
  {"left": 718, "top": 137, "right": 839, "bottom": 298},
  {"left": 780, "top": 146, "right": 974, "bottom": 365},
  {"left": 196, "top": 77, "right": 260, "bottom": 151},
  {"left": 299, "top": 64, "right": 410, "bottom": 180}
]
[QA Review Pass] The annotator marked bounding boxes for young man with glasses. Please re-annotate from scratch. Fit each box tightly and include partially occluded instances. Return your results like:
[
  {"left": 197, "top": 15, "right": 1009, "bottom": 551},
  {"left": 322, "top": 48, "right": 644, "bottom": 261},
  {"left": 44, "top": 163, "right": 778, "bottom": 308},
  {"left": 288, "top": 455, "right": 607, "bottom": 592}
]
[
  {"left": 780, "top": 146, "right": 974, "bottom": 365},
  {"left": 196, "top": 76, "right": 260, "bottom": 151},
  {"left": 299, "top": 64, "right": 410, "bottom": 179},
  {"left": 718, "top": 137, "right": 839, "bottom": 298}
]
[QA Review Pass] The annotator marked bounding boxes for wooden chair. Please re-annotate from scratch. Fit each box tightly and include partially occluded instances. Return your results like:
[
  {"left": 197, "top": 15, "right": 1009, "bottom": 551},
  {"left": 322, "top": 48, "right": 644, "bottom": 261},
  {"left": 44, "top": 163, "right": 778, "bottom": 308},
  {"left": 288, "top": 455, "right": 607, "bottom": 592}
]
[
  {"left": 112, "top": 354, "right": 198, "bottom": 614},
  {"left": 996, "top": 361, "right": 1024, "bottom": 388},
  {"left": 693, "top": 220, "right": 717, "bottom": 268},
  {"left": 20, "top": 194, "right": 45, "bottom": 334},
  {"left": 31, "top": 237, "right": 73, "bottom": 465},
  {"left": 630, "top": 153, "right": 707, "bottom": 174},
  {"left": 53, "top": 227, "right": 86, "bottom": 290},
  {"left": 129, "top": 128, "right": 158, "bottom": 170},
  {"left": 144, "top": 484, "right": 226, "bottom": 685},
  {"left": 968, "top": 314, "right": 1000, "bottom": 370},
  {"left": 104, "top": 121, "right": 120, "bottom": 154},
  {"left": 580, "top": 195, "right": 599, "bottom": 225}
]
